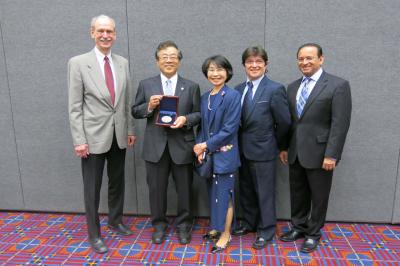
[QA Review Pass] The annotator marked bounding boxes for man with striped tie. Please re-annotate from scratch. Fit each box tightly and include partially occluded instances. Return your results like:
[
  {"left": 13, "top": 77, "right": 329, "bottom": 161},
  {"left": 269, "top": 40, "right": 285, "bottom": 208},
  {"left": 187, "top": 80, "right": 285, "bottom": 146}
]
[{"left": 279, "top": 43, "right": 352, "bottom": 253}]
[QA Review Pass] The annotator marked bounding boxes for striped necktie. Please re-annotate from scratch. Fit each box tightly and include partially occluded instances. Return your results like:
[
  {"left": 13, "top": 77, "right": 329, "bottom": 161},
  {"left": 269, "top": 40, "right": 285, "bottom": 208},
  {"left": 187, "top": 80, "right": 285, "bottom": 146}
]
[{"left": 296, "top": 77, "right": 311, "bottom": 117}]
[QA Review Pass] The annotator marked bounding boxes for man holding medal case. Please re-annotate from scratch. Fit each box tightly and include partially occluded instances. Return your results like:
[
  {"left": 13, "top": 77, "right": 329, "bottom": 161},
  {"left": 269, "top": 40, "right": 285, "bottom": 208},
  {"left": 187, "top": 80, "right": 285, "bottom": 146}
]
[{"left": 131, "top": 41, "right": 201, "bottom": 245}]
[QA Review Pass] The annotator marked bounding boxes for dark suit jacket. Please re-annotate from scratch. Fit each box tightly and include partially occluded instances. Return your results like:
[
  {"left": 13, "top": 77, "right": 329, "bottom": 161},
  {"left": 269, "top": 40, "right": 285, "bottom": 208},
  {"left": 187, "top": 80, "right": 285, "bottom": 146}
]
[
  {"left": 196, "top": 85, "right": 241, "bottom": 174},
  {"left": 132, "top": 75, "right": 201, "bottom": 164},
  {"left": 287, "top": 71, "right": 352, "bottom": 168},
  {"left": 236, "top": 76, "right": 291, "bottom": 161}
]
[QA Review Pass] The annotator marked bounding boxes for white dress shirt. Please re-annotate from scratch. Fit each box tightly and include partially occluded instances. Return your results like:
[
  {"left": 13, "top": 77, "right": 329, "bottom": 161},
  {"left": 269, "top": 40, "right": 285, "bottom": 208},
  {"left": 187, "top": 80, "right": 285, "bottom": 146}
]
[
  {"left": 94, "top": 47, "right": 117, "bottom": 94},
  {"left": 296, "top": 67, "right": 323, "bottom": 103},
  {"left": 160, "top": 73, "right": 178, "bottom": 96},
  {"left": 241, "top": 74, "right": 264, "bottom": 106}
]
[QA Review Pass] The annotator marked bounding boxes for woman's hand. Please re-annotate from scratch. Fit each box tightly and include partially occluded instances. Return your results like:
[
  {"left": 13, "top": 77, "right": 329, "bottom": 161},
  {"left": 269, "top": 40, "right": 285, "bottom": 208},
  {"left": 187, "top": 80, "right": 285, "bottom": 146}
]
[
  {"left": 197, "top": 153, "right": 204, "bottom": 163},
  {"left": 194, "top": 142, "right": 207, "bottom": 156}
]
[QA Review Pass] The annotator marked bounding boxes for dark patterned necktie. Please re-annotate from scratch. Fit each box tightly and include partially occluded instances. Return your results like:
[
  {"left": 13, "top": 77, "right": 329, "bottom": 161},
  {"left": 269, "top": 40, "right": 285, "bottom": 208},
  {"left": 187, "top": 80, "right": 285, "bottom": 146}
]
[{"left": 241, "top": 81, "right": 254, "bottom": 120}]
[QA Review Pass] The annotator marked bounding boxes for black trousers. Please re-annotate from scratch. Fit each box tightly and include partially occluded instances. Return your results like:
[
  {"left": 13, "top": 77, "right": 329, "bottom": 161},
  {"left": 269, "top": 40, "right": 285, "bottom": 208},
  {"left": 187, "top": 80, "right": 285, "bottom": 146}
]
[
  {"left": 81, "top": 135, "right": 126, "bottom": 240},
  {"left": 145, "top": 144, "right": 193, "bottom": 230},
  {"left": 289, "top": 158, "right": 333, "bottom": 239},
  {"left": 239, "top": 157, "right": 276, "bottom": 240}
]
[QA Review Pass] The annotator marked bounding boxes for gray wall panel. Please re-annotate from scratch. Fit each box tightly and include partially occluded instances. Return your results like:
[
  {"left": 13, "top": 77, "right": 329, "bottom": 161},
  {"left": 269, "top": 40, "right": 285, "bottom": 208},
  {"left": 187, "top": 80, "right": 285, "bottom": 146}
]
[
  {"left": 128, "top": 0, "right": 266, "bottom": 216},
  {"left": 266, "top": 0, "right": 400, "bottom": 222},
  {"left": 0, "top": 7, "right": 24, "bottom": 209},
  {"left": 1, "top": 0, "right": 137, "bottom": 213},
  {"left": 0, "top": 0, "right": 398, "bottom": 223}
]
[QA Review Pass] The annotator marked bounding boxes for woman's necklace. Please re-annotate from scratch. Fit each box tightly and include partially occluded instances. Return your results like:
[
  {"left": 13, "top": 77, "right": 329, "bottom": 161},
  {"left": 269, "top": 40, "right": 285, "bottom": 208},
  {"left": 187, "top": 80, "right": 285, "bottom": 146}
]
[{"left": 208, "top": 87, "right": 220, "bottom": 111}]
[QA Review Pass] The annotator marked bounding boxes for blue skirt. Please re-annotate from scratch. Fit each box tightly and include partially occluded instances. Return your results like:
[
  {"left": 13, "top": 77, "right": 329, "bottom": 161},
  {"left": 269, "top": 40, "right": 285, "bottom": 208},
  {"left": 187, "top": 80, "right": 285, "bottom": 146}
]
[{"left": 207, "top": 172, "right": 236, "bottom": 232}]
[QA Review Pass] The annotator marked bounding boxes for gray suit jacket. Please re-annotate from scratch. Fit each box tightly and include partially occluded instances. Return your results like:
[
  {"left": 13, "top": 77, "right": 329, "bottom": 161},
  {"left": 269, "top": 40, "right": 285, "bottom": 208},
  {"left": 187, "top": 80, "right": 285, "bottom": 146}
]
[
  {"left": 131, "top": 75, "right": 200, "bottom": 164},
  {"left": 68, "top": 50, "right": 134, "bottom": 154},
  {"left": 287, "top": 71, "right": 352, "bottom": 168}
]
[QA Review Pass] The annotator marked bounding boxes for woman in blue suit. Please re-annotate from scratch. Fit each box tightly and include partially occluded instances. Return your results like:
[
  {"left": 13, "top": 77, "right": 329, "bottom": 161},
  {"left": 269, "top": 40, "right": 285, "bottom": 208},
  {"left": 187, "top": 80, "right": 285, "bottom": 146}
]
[{"left": 194, "top": 55, "right": 241, "bottom": 253}]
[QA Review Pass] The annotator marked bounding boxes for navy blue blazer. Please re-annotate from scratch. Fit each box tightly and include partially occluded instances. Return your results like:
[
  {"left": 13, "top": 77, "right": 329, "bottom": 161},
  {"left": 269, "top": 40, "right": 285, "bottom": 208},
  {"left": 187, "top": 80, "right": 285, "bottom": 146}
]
[
  {"left": 236, "top": 75, "right": 291, "bottom": 161},
  {"left": 196, "top": 85, "right": 241, "bottom": 174}
]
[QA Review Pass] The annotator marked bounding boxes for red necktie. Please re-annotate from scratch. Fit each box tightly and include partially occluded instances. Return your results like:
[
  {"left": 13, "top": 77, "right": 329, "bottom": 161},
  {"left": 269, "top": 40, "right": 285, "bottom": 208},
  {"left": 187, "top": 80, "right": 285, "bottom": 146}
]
[{"left": 104, "top": 56, "right": 115, "bottom": 105}]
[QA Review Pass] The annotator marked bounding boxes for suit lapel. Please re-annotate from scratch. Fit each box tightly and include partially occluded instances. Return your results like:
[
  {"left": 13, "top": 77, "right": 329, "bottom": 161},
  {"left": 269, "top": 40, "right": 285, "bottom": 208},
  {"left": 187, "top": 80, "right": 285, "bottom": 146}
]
[
  {"left": 174, "top": 76, "right": 185, "bottom": 97},
  {"left": 237, "top": 82, "right": 246, "bottom": 97},
  {"left": 243, "top": 76, "right": 267, "bottom": 121},
  {"left": 290, "top": 78, "right": 302, "bottom": 122},
  {"left": 208, "top": 85, "right": 227, "bottom": 129},
  {"left": 152, "top": 75, "right": 164, "bottom": 95},
  {"left": 300, "top": 72, "right": 328, "bottom": 119},
  {"left": 87, "top": 51, "right": 114, "bottom": 107}
]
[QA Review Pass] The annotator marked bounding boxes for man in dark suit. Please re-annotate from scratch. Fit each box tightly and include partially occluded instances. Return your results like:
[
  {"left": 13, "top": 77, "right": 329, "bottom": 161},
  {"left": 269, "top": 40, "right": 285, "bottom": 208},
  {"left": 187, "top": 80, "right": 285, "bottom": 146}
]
[
  {"left": 233, "top": 46, "right": 291, "bottom": 249},
  {"left": 131, "top": 41, "right": 201, "bottom": 245},
  {"left": 68, "top": 15, "right": 135, "bottom": 254},
  {"left": 279, "top": 43, "right": 352, "bottom": 253}
]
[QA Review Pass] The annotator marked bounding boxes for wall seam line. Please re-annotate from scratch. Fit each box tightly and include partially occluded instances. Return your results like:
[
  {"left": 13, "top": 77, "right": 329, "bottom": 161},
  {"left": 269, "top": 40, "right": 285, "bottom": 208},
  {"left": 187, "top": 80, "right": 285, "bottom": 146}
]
[
  {"left": 0, "top": 9, "right": 26, "bottom": 207},
  {"left": 391, "top": 147, "right": 400, "bottom": 223},
  {"left": 264, "top": 0, "right": 267, "bottom": 48},
  {"left": 125, "top": 0, "right": 139, "bottom": 214}
]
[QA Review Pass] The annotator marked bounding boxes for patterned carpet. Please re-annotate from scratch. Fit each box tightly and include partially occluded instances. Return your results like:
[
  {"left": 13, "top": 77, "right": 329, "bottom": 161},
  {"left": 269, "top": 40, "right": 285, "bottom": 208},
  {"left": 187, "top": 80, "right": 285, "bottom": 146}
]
[{"left": 0, "top": 212, "right": 399, "bottom": 265}]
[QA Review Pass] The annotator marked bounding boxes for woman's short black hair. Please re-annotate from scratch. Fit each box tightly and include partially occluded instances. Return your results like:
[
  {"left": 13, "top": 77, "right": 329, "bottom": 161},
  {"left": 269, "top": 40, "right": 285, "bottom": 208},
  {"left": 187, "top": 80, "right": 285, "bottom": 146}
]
[{"left": 201, "top": 55, "right": 233, "bottom": 82}]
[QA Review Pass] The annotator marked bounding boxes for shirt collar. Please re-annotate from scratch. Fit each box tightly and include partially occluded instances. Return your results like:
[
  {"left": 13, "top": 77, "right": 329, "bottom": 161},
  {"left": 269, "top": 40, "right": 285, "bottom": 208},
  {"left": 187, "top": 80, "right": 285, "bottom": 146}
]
[
  {"left": 94, "top": 46, "right": 112, "bottom": 59},
  {"left": 247, "top": 74, "right": 264, "bottom": 88},
  {"left": 303, "top": 67, "right": 323, "bottom": 83},
  {"left": 160, "top": 73, "right": 178, "bottom": 84}
]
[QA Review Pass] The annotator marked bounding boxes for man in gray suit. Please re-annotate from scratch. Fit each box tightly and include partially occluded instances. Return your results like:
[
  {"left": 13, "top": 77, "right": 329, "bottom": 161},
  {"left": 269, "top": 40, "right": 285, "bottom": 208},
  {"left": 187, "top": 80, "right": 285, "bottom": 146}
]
[
  {"left": 132, "top": 41, "right": 200, "bottom": 245},
  {"left": 68, "top": 15, "right": 135, "bottom": 254},
  {"left": 279, "top": 43, "right": 352, "bottom": 253}
]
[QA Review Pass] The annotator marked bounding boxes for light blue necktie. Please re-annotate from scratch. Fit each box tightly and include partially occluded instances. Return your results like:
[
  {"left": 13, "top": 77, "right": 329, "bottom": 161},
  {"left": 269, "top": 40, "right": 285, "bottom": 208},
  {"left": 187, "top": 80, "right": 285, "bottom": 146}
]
[
  {"left": 164, "top": 79, "right": 173, "bottom": 96},
  {"left": 296, "top": 77, "right": 311, "bottom": 117}
]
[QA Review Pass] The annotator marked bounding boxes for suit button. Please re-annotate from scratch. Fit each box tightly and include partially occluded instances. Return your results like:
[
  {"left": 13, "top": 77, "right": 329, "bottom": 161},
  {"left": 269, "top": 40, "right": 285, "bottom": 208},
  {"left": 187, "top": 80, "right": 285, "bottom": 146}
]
[{"left": 210, "top": 132, "right": 214, "bottom": 135}]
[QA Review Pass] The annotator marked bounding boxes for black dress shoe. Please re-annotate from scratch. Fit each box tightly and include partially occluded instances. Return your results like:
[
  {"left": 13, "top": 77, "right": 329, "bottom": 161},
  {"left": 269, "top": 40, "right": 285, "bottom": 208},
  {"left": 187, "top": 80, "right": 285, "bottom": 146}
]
[
  {"left": 108, "top": 223, "right": 133, "bottom": 236},
  {"left": 152, "top": 229, "right": 166, "bottom": 244},
  {"left": 232, "top": 226, "right": 254, "bottom": 236},
  {"left": 177, "top": 229, "right": 191, "bottom": 244},
  {"left": 279, "top": 230, "right": 305, "bottom": 242},
  {"left": 89, "top": 238, "right": 108, "bottom": 254},
  {"left": 211, "top": 235, "right": 231, "bottom": 253},
  {"left": 300, "top": 238, "right": 319, "bottom": 253},
  {"left": 252, "top": 237, "right": 270, "bottom": 250},
  {"left": 203, "top": 231, "right": 221, "bottom": 242}
]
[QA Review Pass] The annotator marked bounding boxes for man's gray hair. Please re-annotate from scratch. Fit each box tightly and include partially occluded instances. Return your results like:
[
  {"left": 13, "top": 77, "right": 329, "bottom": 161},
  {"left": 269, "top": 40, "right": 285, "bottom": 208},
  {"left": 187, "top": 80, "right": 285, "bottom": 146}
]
[{"left": 91, "top": 14, "right": 116, "bottom": 30}]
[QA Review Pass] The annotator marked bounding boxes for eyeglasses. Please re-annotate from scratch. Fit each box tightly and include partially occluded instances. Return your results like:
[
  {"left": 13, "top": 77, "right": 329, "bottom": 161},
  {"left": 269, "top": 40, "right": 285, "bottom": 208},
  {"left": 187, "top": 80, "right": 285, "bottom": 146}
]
[
  {"left": 297, "top": 56, "right": 318, "bottom": 63},
  {"left": 207, "top": 67, "right": 226, "bottom": 73},
  {"left": 245, "top": 59, "right": 265, "bottom": 66},
  {"left": 159, "top": 54, "right": 179, "bottom": 61}
]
